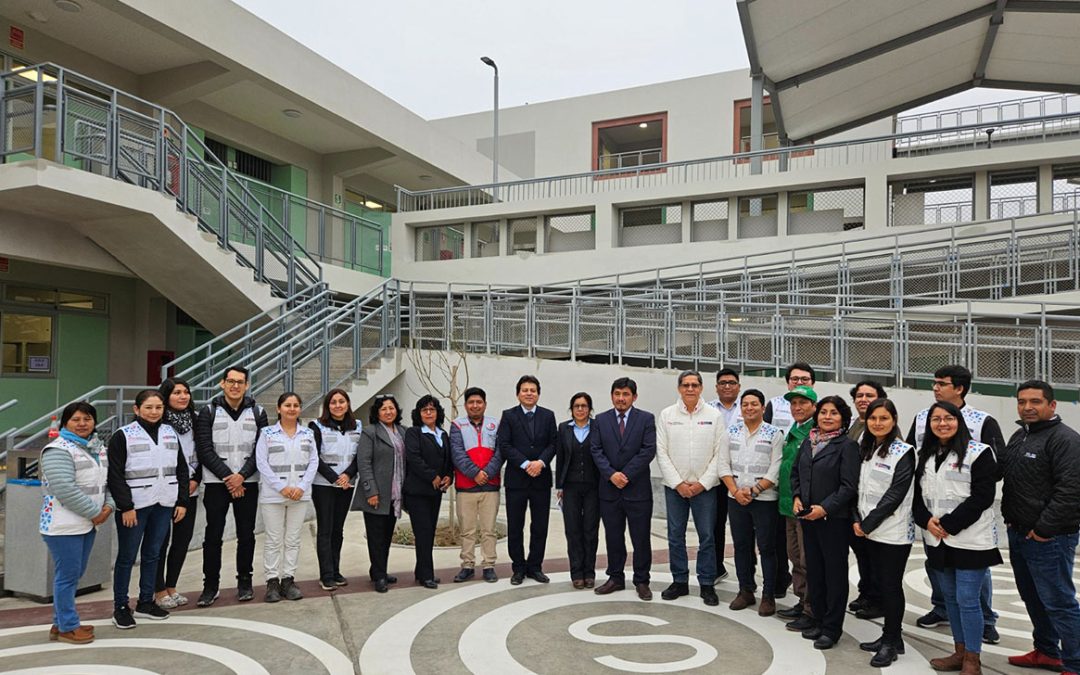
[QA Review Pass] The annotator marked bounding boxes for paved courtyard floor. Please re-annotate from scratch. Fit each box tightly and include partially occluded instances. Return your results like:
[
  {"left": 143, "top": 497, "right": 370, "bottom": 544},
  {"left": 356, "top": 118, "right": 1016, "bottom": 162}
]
[{"left": 0, "top": 508, "right": 1052, "bottom": 674}]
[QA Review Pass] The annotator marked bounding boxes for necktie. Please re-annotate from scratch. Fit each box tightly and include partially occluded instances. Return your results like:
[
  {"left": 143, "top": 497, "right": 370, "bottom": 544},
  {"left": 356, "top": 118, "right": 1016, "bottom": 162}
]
[
  {"left": 525, "top": 411, "right": 534, "bottom": 432},
  {"left": 618, "top": 413, "right": 626, "bottom": 436}
]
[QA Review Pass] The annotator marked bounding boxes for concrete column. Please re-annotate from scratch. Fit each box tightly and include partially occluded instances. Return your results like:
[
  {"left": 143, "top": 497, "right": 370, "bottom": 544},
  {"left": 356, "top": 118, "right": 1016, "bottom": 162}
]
[
  {"left": 499, "top": 219, "right": 510, "bottom": 256},
  {"left": 730, "top": 196, "right": 741, "bottom": 240},
  {"left": 464, "top": 221, "right": 476, "bottom": 259},
  {"left": 750, "top": 75, "right": 764, "bottom": 176},
  {"left": 973, "top": 170, "right": 989, "bottom": 221},
  {"left": 681, "top": 200, "right": 692, "bottom": 243},
  {"left": 776, "top": 191, "right": 789, "bottom": 240},
  {"left": 534, "top": 216, "right": 546, "bottom": 254},
  {"left": 595, "top": 202, "right": 616, "bottom": 250},
  {"left": 1038, "top": 164, "right": 1054, "bottom": 213},
  {"left": 864, "top": 172, "right": 890, "bottom": 230}
]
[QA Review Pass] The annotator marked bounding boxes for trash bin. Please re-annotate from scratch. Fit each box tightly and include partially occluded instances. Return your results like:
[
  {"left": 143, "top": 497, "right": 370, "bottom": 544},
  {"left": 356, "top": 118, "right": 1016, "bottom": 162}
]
[{"left": 3, "top": 447, "right": 113, "bottom": 602}]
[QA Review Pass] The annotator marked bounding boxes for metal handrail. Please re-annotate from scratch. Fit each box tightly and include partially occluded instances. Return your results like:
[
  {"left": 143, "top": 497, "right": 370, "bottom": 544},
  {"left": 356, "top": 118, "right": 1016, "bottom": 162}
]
[
  {"left": 897, "top": 92, "right": 1080, "bottom": 134},
  {"left": 0, "top": 63, "right": 322, "bottom": 297},
  {"left": 395, "top": 109, "right": 1080, "bottom": 211},
  {"left": 0, "top": 399, "right": 17, "bottom": 414}
]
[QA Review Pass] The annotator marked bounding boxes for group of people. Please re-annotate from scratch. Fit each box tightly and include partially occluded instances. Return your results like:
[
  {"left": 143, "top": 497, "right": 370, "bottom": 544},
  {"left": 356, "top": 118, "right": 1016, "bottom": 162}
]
[{"left": 35, "top": 363, "right": 1080, "bottom": 675}]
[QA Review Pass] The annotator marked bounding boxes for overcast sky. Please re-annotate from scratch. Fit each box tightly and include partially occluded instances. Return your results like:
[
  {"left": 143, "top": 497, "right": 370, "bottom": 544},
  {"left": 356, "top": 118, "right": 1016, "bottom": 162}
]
[{"left": 232, "top": 0, "right": 1037, "bottom": 121}]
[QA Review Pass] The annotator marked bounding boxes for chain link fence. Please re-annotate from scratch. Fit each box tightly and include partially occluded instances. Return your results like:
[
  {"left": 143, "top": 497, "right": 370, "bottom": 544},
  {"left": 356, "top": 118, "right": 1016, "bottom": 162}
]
[
  {"left": 472, "top": 221, "right": 500, "bottom": 258},
  {"left": 691, "top": 200, "right": 730, "bottom": 242},
  {"left": 788, "top": 185, "right": 865, "bottom": 235},
  {"left": 619, "top": 204, "right": 682, "bottom": 247},
  {"left": 546, "top": 213, "right": 595, "bottom": 252},
  {"left": 890, "top": 175, "right": 974, "bottom": 226},
  {"left": 989, "top": 169, "right": 1038, "bottom": 219},
  {"left": 737, "top": 194, "right": 778, "bottom": 239},
  {"left": 1052, "top": 163, "right": 1080, "bottom": 211},
  {"left": 415, "top": 224, "right": 465, "bottom": 261},
  {"left": 509, "top": 217, "right": 537, "bottom": 253}
]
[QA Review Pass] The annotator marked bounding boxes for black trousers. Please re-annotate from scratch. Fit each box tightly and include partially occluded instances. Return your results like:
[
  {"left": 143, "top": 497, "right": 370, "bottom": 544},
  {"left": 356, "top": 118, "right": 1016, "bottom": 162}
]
[
  {"left": 869, "top": 540, "right": 912, "bottom": 643},
  {"left": 850, "top": 528, "right": 882, "bottom": 605},
  {"left": 156, "top": 497, "right": 198, "bottom": 592},
  {"left": 406, "top": 492, "right": 443, "bottom": 582},
  {"left": 714, "top": 487, "right": 730, "bottom": 575},
  {"left": 775, "top": 512, "right": 793, "bottom": 592},
  {"left": 313, "top": 484, "right": 354, "bottom": 581},
  {"left": 506, "top": 485, "right": 551, "bottom": 574},
  {"left": 728, "top": 498, "right": 780, "bottom": 595},
  {"left": 561, "top": 481, "right": 600, "bottom": 580},
  {"left": 601, "top": 497, "right": 653, "bottom": 585},
  {"left": 803, "top": 517, "right": 852, "bottom": 641},
  {"left": 202, "top": 482, "right": 259, "bottom": 587},
  {"left": 363, "top": 512, "right": 397, "bottom": 582}
]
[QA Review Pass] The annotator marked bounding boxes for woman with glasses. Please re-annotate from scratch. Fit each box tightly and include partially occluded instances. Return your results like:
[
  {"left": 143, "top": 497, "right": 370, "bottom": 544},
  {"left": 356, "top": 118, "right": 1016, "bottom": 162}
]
[
  {"left": 555, "top": 392, "right": 600, "bottom": 589},
  {"left": 352, "top": 394, "right": 407, "bottom": 593},
  {"left": 914, "top": 400, "right": 1001, "bottom": 675},
  {"left": 404, "top": 395, "right": 453, "bottom": 588},
  {"left": 853, "top": 399, "right": 916, "bottom": 668},
  {"left": 790, "top": 395, "right": 859, "bottom": 650},
  {"left": 309, "top": 388, "right": 360, "bottom": 591}
]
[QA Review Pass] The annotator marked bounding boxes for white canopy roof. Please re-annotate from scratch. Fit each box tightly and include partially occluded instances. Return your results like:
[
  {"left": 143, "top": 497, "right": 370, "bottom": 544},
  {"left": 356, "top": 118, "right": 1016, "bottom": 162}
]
[{"left": 737, "top": 0, "right": 1080, "bottom": 143}]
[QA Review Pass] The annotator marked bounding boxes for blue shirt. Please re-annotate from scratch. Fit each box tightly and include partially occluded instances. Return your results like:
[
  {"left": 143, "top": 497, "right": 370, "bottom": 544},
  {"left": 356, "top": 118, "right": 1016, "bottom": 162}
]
[
  {"left": 573, "top": 422, "right": 591, "bottom": 443},
  {"left": 420, "top": 426, "right": 443, "bottom": 447}
]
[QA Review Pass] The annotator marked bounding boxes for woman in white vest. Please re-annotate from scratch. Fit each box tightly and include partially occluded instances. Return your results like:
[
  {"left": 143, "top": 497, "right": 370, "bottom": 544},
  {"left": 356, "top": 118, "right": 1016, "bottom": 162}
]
[
  {"left": 255, "top": 392, "right": 319, "bottom": 602},
  {"left": 154, "top": 378, "right": 201, "bottom": 609},
  {"left": 852, "top": 399, "right": 916, "bottom": 668},
  {"left": 309, "top": 388, "right": 360, "bottom": 591},
  {"left": 107, "top": 389, "right": 189, "bottom": 630},
  {"left": 40, "top": 401, "right": 114, "bottom": 644},
  {"left": 913, "top": 400, "right": 1001, "bottom": 675}
]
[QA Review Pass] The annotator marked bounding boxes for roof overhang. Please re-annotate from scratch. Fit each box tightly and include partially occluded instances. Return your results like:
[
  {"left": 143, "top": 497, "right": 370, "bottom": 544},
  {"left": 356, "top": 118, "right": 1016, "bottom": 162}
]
[{"left": 738, "top": 0, "right": 1080, "bottom": 143}]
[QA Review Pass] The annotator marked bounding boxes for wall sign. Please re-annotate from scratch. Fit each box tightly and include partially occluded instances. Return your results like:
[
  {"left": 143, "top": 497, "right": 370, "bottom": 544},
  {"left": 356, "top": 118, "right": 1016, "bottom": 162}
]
[
  {"left": 28, "top": 356, "right": 50, "bottom": 372},
  {"left": 9, "top": 26, "right": 24, "bottom": 50}
]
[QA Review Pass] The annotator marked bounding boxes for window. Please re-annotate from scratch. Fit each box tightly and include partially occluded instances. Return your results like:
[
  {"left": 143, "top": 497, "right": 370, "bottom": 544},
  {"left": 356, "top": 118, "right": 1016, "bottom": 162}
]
[
  {"left": 788, "top": 186, "right": 865, "bottom": 235},
  {"left": 3, "top": 285, "right": 107, "bottom": 312},
  {"left": 732, "top": 98, "right": 813, "bottom": 161},
  {"left": 509, "top": 218, "right": 538, "bottom": 253},
  {"left": 545, "top": 213, "right": 595, "bottom": 252},
  {"left": 619, "top": 205, "right": 681, "bottom": 247},
  {"left": 472, "top": 221, "right": 500, "bottom": 258},
  {"left": 1, "top": 312, "right": 53, "bottom": 375},
  {"left": 593, "top": 113, "right": 667, "bottom": 173},
  {"left": 415, "top": 225, "right": 465, "bottom": 261},
  {"left": 989, "top": 169, "right": 1038, "bottom": 219},
  {"left": 235, "top": 148, "right": 273, "bottom": 183},
  {"left": 691, "top": 200, "right": 730, "bottom": 242},
  {"left": 889, "top": 175, "right": 974, "bottom": 227},
  {"left": 1053, "top": 163, "right": 1080, "bottom": 211},
  {"left": 738, "top": 194, "right": 778, "bottom": 239}
]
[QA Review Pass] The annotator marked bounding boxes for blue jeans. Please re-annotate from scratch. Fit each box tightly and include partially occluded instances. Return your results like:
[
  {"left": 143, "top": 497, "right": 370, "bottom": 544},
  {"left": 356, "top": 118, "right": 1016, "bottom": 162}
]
[
  {"left": 665, "top": 486, "right": 718, "bottom": 586},
  {"left": 1009, "top": 528, "right": 1080, "bottom": 672},
  {"left": 931, "top": 565, "right": 988, "bottom": 653},
  {"left": 925, "top": 548, "right": 996, "bottom": 626},
  {"left": 113, "top": 504, "right": 173, "bottom": 608},
  {"left": 43, "top": 529, "right": 97, "bottom": 632},
  {"left": 728, "top": 497, "right": 779, "bottom": 595}
]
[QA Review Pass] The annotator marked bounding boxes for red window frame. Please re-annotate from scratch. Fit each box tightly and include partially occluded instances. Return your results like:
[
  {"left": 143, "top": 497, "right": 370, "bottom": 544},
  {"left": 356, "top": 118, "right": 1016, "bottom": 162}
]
[
  {"left": 592, "top": 112, "right": 667, "bottom": 179},
  {"left": 732, "top": 97, "right": 812, "bottom": 163}
]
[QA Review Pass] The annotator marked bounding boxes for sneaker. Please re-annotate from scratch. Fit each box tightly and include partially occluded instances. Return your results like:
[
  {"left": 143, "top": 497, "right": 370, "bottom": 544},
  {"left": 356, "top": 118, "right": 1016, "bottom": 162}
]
[
  {"left": 196, "top": 587, "right": 219, "bottom": 607},
  {"left": 134, "top": 601, "right": 170, "bottom": 620},
  {"left": 333, "top": 574, "right": 348, "bottom": 587},
  {"left": 265, "top": 578, "right": 282, "bottom": 603},
  {"left": 483, "top": 568, "right": 498, "bottom": 583},
  {"left": 319, "top": 577, "right": 337, "bottom": 591},
  {"left": 454, "top": 568, "right": 475, "bottom": 583},
  {"left": 281, "top": 576, "right": 303, "bottom": 601},
  {"left": 1007, "top": 649, "right": 1063, "bottom": 670},
  {"left": 717, "top": 568, "right": 730, "bottom": 582},
  {"left": 237, "top": 575, "right": 254, "bottom": 602},
  {"left": 156, "top": 594, "right": 180, "bottom": 609},
  {"left": 172, "top": 592, "right": 188, "bottom": 607},
  {"left": 112, "top": 605, "right": 136, "bottom": 630},
  {"left": 983, "top": 624, "right": 1000, "bottom": 645},
  {"left": 661, "top": 582, "right": 690, "bottom": 601},
  {"left": 915, "top": 609, "right": 947, "bottom": 629}
]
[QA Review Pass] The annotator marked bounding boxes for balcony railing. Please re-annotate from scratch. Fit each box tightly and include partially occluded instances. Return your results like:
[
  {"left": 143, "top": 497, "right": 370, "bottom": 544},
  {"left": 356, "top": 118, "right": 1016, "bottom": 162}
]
[
  {"left": 597, "top": 148, "right": 663, "bottom": 171},
  {"left": 896, "top": 92, "right": 1080, "bottom": 135}
]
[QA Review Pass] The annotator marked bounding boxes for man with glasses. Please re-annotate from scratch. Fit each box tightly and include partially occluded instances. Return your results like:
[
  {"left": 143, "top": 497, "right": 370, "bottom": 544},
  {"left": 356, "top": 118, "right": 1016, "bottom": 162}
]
[
  {"left": 906, "top": 364, "right": 1004, "bottom": 643},
  {"left": 656, "top": 370, "right": 725, "bottom": 606},
  {"left": 708, "top": 368, "right": 742, "bottom": 582},
  {"left": 194, "top": 365, "right": 268, "bottom": 607},
  {"left": 764, "top": 363, "right": 815, "bottom": 437}
]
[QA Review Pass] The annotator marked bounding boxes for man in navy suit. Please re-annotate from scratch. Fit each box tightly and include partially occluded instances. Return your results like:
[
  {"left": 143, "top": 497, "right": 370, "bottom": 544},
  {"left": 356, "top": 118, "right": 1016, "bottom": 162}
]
[
  {"left": 590, "top": 377, "right": 657, "bottom": 600},
  {"left": 497, "top": 375, "right": 558, "bottom": 585}
]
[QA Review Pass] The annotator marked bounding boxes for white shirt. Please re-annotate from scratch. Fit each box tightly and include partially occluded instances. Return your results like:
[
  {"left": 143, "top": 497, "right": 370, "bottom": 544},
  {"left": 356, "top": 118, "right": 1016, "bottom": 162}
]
[{"left": 655, "top": 398, "right": 725, "bottom": 490}]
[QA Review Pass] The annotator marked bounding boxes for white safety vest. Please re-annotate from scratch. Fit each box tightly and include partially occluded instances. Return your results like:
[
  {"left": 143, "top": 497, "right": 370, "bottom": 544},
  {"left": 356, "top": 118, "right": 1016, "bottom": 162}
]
[
  {"left": 725, "top": 420, "right": 783, "bottom": 500},
  {"left": 768, "top": 395, "right": 794, "bottom": 436},
  {"left": 913, "top": 405, "right": 989, "bottom": 450},
  {"left": 857, "top": 439, "right": 916, "bottom": 545},
  {"left": 452, "top": 415, "right": 499, "bottom": 450},
  {"left": 311, "top": 421, "right": 360, "bottom": 487},
  {"left": 919, "top": 440, "right": 998, "bottom": 551},
  {"left": 176, "top": 428, "right": 198, "bottom": 489},
  {"left": 40, "top": 436, "right": 108, "bottom": 536},
  {"left": 259, "top": 424, "right": 317, "bottom": 503},
  {"left": 120, "top": 422, "right": 180, "bottom": 510},
  {"left": 206, "top": 404, "right": 261, "bottom": 484}
]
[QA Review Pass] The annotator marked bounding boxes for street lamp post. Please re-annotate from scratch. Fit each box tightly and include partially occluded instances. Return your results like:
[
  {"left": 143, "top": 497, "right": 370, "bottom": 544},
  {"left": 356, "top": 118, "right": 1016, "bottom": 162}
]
[{"left": 480, "top": 56, "right": 499, "bottom": 193}]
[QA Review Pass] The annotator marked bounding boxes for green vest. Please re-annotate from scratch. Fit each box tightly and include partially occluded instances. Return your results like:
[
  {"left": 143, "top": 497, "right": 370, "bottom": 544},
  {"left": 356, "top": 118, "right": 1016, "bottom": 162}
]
[{"left": 777, "top": 420, "right": 812, "bottom": 517}]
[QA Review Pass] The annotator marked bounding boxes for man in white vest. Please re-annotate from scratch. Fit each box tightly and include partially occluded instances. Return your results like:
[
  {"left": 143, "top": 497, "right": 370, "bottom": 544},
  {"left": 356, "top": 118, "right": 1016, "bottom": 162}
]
[
  {"left": 194, "top": 365, "right": 268, "bottom": 607},
  {"left": 905, "top": 364, "right": 1004, "bottom": 643},
  {"left": 764, "top": 363, "right": 815, "bottom": 437}
]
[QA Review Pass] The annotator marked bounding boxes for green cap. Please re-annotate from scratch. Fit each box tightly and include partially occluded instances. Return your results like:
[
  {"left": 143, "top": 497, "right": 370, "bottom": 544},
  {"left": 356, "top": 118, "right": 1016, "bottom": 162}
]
[{"left": 784, "top": 385, "right": 818, "bottom": 403}]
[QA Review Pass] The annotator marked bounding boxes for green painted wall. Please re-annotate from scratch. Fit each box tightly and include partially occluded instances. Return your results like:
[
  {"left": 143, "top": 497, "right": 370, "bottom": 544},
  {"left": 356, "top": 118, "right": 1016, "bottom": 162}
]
[
  {"left": 270, "top": 164, "right": 308, "bottom": 246},
  {"left": 344, "top": 202, "right": 391, "bottom": 276}
]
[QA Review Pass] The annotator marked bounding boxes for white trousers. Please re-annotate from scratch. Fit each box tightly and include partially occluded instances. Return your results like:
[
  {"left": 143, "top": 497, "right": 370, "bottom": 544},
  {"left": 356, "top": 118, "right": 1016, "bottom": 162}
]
[{"left": 262, "top": 501, "right": 307, "bottom": 580}]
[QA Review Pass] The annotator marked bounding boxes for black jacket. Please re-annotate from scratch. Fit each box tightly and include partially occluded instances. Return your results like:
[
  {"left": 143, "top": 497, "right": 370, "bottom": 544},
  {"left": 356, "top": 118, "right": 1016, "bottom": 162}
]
[
  {"left": 194, "top": 395, "right": 269, "bottom": 481},
  {"left": 1001, "top": 416, "right": 1080, "bottom": 538},
  {"left": 496, "top": 406, "right": 557, "bottom": 489},
  {"left": 790, "top": 434, "right": 860, "bottom": 518},
  {"left": 555, "top": 421, "right": 598, "bottom": 489},
  {"left": 403, "top": 426, "right": 452, "bottom": 497}
]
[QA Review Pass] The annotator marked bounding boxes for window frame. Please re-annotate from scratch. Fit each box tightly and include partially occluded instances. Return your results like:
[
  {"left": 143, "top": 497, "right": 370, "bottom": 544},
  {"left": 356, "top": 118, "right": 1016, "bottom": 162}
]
[
  {"left": 592, "top": 112, "right": 668, "bottom": 179},
  {"left": 732, "top": 97, "right": 813, "bottom": 163},
  {"left": 0, "top": 307, "right": 57, "bottom": 378}
]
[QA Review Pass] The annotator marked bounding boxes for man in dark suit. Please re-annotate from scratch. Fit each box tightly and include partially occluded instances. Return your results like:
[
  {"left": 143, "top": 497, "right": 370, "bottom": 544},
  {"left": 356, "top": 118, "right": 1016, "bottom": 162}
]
[
  {"left": 590, "top": 377, "right": 657, "bottom": 600},
  {"left": 497, "top": 375, "right": 558, "bottom": 585}
]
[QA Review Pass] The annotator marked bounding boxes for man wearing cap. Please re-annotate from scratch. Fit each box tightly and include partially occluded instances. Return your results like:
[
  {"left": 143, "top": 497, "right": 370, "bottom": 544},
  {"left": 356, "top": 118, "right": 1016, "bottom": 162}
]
[{"left": 776, "top": 385, "right": 819, "bottom": 630}]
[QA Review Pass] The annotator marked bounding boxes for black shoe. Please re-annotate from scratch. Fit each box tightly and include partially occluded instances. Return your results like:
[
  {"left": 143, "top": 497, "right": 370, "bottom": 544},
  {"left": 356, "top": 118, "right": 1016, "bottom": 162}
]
[
  {"left": 134, "top": 601, "right": 169, "bottom": 620},
  {"left": 421, "top": 579, "right": 439, "bottom": 589},
  {"left": 787, "top": 615, "right": 816, "bottom": 632},
  {"left": 454, "top": 568, "right": 475, "bottom": 583},
  {"left": 777, "top": 602, "right": 804, "bottom": 618},
  {"left": 319, "top": 578, "right": 337, "bottom": 591},
  {"left": 112, "top": 605, "right": 136, "bottom": 630},
  {"left": 700, "top": 585, "right": 719, "bottom": 606},
  {"left": 983, "top": 624, "right": 1000, "bottom": 645},
  {"left": 915, "top": 609, "right": 947, "bottom": 628},
  {"left": 281, "top": 576, "right": 303, "bottom": 601},
  {"left": 483, "top": 568, "right": 498, "bottom": 583},
  {"left": 527, "top": 570, "right": 550, "bottom": 583},
  {"left": 661, "top": 582, "right": 690, "bottom": 601},
  {"left": 801, "top": 626, "right": 823, "bottom": 640},
  {"left": 813, "top": 635, "right": 837, "bottom": 650},
  {"left": 385, "top": 575, "right": 398, "bottom": 584},
  {"left": 848, "top": 595, "right": 868, "bottom": 612},
  {"left": 870, "top": 642, "right": 898, "bottom": 667},
  {"left": 265, "top": 578, "right": 282, "bottom": 602},
  {"left": 333, "top": 574, "right": 348, "bottom": 586},
  {"left": 374, "top": 578, "right": 389, "bottom": 593},
  {"left": 860, "top": 637, "right": 906, "bottom": 654},
  {"left": 855, "top": 604, "right": 885, "bottom": 620},
  {"left": 510, "top": 572, "right": 525, "bottom": 586},
  {"left": 237, "top": 575, "right": 254, "bottom": 602},
  {"left": 196, "top": 587, "right": 219, "bottom": 607}
]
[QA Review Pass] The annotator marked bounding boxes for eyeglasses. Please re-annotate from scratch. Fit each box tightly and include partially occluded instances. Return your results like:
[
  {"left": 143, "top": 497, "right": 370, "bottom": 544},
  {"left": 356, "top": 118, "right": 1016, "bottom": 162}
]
[
  {"left": 571, "top": 403, "right": 591, "bottom": 409},
  {"left": 679, "top": 382, "right": 702, "bottom": 389},
  {"left": 929, "top": 416, "right": 958, "bottom": 424},
  {"left": 932, "top": 380, "right": 955, "bottom": 389},
  {"left": 717, "top": 380, "right": 739, "bottom": 386},
  {"left": 788, "top": 376, "right": 813, "bottom": 384},
  {"left": 374, "top": 394, "right": 394, "bottom": 401},
  {"left": 223, "top": 379, "right": 247, "bottom": 387}
]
